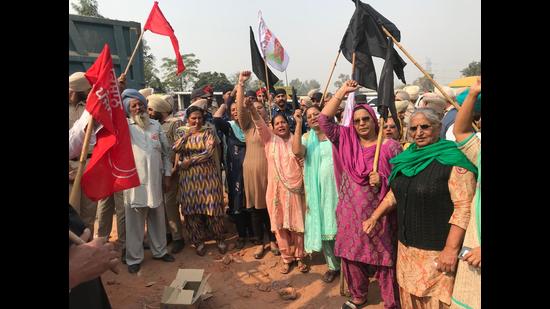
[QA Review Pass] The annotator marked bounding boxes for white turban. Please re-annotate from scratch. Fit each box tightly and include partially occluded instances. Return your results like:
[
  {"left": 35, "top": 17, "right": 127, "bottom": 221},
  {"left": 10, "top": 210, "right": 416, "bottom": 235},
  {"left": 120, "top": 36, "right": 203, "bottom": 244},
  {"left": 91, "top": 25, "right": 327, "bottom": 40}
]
[
  {"left": 69, "top": 72, "right": 91, "bottom": 92},
  {"left": 434, "top": 86, "right": 455, "bottom": 101},
  {"left": 395, "top": 90, "right": 410, "bottom": 102},
  {"left": 139, "top": 88, "right": 154, "bottom": 98},
  {"left": 403, "top": 85, "right": 420, "bottom": 101}
]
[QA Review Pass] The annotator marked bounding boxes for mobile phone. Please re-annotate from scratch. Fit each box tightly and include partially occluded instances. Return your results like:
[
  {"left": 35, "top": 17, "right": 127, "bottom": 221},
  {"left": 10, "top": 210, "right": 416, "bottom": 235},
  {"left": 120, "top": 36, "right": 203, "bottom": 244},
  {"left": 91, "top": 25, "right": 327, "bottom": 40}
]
[{"left": 458, "top": 246, "right": 472, "bottom": 260}]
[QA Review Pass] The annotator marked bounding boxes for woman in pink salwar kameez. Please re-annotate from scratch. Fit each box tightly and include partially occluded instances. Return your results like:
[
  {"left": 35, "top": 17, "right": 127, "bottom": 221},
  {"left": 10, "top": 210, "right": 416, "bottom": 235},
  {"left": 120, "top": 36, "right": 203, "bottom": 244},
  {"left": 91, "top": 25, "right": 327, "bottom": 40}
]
[
  {"left": 240, "top": 71, "right": 309, "bottom": 274},
  {"left": 319, "top": 81, "right": 402, "bottom": 309}
]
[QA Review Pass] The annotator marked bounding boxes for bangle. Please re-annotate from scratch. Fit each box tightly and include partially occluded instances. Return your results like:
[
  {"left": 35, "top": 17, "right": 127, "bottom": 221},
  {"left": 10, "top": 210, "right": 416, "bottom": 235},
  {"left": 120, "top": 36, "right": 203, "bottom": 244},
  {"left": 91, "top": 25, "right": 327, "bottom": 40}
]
[
  {"left": 238, "top": 82, "right": 245, "bottom": 87},
  {"left": 335, "top": 95, "right": 344, "bottom": 101}
]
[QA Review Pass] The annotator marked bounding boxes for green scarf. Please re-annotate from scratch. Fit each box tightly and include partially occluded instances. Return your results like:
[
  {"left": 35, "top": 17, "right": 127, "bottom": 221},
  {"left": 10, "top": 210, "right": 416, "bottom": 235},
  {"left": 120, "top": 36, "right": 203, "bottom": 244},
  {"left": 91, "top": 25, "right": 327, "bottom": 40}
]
[{"left": 388, "top": 139, "right": 477, "bottom": 183}]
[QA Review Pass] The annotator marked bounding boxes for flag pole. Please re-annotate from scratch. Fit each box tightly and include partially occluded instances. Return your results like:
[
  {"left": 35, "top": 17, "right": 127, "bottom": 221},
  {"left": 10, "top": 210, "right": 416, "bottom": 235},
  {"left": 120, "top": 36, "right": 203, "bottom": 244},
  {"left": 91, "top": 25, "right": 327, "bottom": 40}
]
[
  {"left": 320, "top": 50, "right": 341, "bottom": 105},
  {"left": 373, "top": 117, "right": 385, "bottom": 173},
  {"left": 380, "top": 26, "right": 479, "bottom": 132},
  {"left": 69, "top": 116, "right": 95, "bottom": 212},
  {"left": 123, "top": 29, "right": 146, "bottom": 76},
  {"left": 263, "top": 56, "right": 272, "bottom": 123}
]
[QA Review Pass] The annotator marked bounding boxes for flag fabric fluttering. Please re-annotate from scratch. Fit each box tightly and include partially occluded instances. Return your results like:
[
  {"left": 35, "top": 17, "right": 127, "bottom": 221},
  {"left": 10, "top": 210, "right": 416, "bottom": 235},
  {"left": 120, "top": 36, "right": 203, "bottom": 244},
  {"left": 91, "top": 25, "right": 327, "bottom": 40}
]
[
  {"left": 144, "top": 1, "right": 185, "bottom": 75},
  {"left": 81, "top": 44, "right": 140, "bottom": 201},
  {"left": 250, "top": 26, "right": 280, "bottom": 88},
  {"left": 258, "top": 11, "right": 290, "bottom": 72},
  {"left": 377, "top": 37, "right": 401, "bottom": 133},
  {"left": 339, "top": 0, "right": 406, "bottom": 90},
  {"left": 341, "top": 92, "right": 355, "bottom": 127}
]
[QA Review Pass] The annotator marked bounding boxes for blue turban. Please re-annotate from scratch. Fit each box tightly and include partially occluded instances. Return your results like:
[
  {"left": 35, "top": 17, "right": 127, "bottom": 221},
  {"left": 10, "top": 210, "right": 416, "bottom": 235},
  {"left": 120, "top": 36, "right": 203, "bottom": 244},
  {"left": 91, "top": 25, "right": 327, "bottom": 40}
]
[
  {"left": 456, "top": 88, "right": 481, "bottom": 113},
  {"left": 121, "top": 89, "right": 147, "bottom": 116}
]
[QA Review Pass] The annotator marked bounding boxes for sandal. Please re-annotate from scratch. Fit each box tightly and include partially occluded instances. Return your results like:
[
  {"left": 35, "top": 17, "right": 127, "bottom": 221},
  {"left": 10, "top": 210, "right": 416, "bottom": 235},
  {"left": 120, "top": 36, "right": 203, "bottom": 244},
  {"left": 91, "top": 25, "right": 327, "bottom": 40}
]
[
  {"left": 297, "top": 260, "right": 310, "bottom": 273},
  {"left": 253, "top": 244, "right": 265, "bottom": 259},
  {"left": 195, "top": 243, "right": 206, "bottom": 256},
  {"left": 341, "top": 299, "right": 368, "bottom": 309},
  {"left": 322, "top": 269, "right": 340, "bottom": 283},
  {"left": 280, "top": 262, "right": 292, "bottom": 274}
]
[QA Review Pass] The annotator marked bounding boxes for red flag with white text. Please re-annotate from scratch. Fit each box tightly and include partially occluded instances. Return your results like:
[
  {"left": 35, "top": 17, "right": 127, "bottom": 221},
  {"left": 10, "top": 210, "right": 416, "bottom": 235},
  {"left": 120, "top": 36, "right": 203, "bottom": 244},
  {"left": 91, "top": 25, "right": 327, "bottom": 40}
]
[{"left": 81, "top": 44, "right": 140, "bottom": 201}]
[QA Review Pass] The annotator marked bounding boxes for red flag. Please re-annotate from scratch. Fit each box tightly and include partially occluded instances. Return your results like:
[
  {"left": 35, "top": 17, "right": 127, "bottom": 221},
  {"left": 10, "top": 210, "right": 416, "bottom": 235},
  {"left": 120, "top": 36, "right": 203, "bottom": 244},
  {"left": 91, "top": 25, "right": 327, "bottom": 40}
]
[
  {"left": 144, "top": 1, "right": 185, "bottom": 75},
  {"left": 81, "top": 44, "right": 140, "bottom": 201}
]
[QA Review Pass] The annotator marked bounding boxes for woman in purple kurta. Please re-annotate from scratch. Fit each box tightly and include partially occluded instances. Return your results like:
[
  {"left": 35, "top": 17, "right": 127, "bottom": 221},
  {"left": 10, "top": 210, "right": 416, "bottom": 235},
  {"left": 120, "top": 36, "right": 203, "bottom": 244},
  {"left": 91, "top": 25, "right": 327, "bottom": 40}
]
[{"left": 319, "top": 81, "right": 402, "bottom": 309}]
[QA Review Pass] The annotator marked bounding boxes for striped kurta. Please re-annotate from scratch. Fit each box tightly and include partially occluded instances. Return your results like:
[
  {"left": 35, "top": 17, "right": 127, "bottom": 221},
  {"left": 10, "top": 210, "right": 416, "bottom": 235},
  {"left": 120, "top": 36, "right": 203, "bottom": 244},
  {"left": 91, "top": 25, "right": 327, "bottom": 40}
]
[{"left": 175, "top": 128, "right": 224, "bottom": 216}]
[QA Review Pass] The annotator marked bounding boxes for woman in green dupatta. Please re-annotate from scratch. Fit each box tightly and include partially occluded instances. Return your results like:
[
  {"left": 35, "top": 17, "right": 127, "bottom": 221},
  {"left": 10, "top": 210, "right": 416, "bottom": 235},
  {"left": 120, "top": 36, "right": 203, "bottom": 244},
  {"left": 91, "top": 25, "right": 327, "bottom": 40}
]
[
  {"left": 450, "top": 77, "right": 481, "bottom": 309},
  {"left": 292, "top": 105, "right": 340, "bottom": 283},
  {"left": 363, "top": 108, "right": 478, "bottom": 309}
]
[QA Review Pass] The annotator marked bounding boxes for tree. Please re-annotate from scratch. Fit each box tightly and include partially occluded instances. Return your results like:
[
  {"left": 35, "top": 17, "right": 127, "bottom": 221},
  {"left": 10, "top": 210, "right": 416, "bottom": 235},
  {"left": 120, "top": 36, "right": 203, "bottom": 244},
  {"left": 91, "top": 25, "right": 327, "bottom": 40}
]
[
  {"left": 194, "top": 72, "right": 232, "bottom": 92},
  {"left": 142, "top": 39, "right": 165, "bottom": 92},
  {"left": 274, "top": 80, "right": 285, "bottom": 87},
  {"left": 412, "top": 73, "right": 435, "bottom": 92},
  {"left": 303, "top": 80, "right": 321, "bottom": 93},
  {"left": 461, "top": 61, "right": 481, "bottom": 77},
  {"left": 289, "top": 79, "right": 303, "bottom": 93},
  {"left": 71, "top": 0, "right": 103, "bottom": 17},
  {"left": 334, "top": 73, "right": 350, "bottom": 89},
  {"left": 161, "top": 53, "right": 200, "bottom": 92}
]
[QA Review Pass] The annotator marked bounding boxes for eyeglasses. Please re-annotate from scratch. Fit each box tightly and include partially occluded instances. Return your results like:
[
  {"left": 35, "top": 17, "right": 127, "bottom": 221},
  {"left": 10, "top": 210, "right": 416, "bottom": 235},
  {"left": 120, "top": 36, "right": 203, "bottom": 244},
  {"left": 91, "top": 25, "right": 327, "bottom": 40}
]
[
  {"left": 409, "top": 124, "right": 432, "bottom": 132},
  {"left": 383, "top": 125, "right": 396, "bottom": 129}
]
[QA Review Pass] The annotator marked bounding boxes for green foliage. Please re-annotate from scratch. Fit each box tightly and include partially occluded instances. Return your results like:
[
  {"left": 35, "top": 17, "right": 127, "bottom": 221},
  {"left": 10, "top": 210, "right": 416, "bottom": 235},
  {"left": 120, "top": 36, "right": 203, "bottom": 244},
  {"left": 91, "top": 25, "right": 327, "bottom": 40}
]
[
  {"left": 289, "top": 78, "right": 321, "bottom": 95},
  {"left": 461, "top": 61, "right": 481, "bottom": 77},
  {"left": 71, "top": 0, "right": 103, "bottom": 17},
  {"left": 161, "top": 53, "right": 200, "bottom": 92},
  {"left": 194, "top": 72, "right": 232, "bottom": 92},
  {"left": 334, "top": 73, "right": 350, "bottom": 89},
  {"left": 413, "top": 73, "right": 435, "bottom": 92}
]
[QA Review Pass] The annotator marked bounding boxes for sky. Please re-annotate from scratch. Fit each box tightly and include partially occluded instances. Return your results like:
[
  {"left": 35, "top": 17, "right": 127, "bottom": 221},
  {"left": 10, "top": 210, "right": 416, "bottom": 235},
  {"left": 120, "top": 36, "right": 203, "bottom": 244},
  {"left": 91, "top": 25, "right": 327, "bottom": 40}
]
[{"left": 69, "top": 0, "right": 481, "bottom": 92}]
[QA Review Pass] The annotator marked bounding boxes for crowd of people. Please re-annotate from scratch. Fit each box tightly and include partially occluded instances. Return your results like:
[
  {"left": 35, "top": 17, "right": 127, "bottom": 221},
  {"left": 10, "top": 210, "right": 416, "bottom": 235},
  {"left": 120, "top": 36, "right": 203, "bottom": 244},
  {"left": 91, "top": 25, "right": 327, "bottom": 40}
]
[{"left": 68, "top": 69, "right": 481, "bottom": 309}]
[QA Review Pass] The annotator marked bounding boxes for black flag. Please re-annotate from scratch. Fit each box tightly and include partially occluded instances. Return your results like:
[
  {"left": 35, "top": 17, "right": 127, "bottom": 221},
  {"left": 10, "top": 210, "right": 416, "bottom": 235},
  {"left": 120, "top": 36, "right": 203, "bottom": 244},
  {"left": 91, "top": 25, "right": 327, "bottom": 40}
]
[
  {"left": 249, "top": 26, "right": 279, "bottom": 89},
  {"left": 340, "top": 0, "right": 406, "bottom": 90},
  {"left": 377, "top": 37, "right": 401, "bottom": 134}
]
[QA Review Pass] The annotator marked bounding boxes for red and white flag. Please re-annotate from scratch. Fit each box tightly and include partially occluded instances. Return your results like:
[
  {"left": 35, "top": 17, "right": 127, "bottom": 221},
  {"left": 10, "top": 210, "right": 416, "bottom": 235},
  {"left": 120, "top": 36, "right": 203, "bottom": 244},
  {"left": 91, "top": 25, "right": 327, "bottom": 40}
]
[
  {"left": 81, "top": 44, "right": 140, "bottom": 201},
  {"left": 144, "top": 1, "right": 185, "bottom": 75},
  {"left": 258, "top": 10, "right": 289, "bottom": 72}
]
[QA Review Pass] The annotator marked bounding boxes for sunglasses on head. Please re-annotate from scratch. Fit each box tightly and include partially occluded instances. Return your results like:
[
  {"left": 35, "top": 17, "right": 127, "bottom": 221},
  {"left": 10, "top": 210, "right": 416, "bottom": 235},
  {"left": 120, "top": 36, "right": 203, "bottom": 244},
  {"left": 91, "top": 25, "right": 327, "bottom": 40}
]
[{"left": 409, "top": 124, "right": 432, "bottom": 132}]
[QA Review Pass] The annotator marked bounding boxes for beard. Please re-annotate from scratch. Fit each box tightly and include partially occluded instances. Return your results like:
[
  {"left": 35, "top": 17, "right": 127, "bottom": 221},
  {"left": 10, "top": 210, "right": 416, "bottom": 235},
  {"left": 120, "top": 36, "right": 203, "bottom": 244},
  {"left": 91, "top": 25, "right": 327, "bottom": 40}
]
[{"left": 133, "top": 112, "right": 150, "bottom": 130}]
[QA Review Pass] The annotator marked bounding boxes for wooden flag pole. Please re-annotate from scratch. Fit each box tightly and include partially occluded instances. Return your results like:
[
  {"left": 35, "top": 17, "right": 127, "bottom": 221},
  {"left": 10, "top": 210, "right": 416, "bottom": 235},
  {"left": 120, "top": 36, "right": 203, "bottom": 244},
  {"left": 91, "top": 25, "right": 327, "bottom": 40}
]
[
  {"left": 373, "top": 118, "right": 385, "bottom": 172},
  {"left": 340, "top": 52, "right": 356, "bottom": 298},
  {"left": 320, "top": 50, "right": 341, "bottom": 104},
  {"left": 69, "top": 117, "right": 95, "bottom": 211},
  {"left": 69, "top": 230, "right": 119, "bottom": 275},
  {"left": 263, "top": 56, "right": 272, "bottom": 123},
  {"left": 123, "top": 29, "right": 146, "bottom": 76},
  {"left": 380, "top": 26, "right": 479, "bottom": 132}
]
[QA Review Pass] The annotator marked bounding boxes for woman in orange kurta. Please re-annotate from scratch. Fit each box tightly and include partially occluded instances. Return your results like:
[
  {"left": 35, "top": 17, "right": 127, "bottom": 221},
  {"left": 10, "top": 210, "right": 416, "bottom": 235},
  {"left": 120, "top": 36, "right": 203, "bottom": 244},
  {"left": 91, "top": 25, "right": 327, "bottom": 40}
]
[{"left": 242, "top": 72, "right": 308, "bottom": 274}]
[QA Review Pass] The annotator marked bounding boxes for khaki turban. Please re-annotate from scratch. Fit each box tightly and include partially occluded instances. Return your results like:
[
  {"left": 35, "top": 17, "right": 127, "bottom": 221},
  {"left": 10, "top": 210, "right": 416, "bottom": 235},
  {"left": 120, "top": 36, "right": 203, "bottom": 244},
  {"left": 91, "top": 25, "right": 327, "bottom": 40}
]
[
  {"left": 300, "top": 96, "right": 313, "bottom": 107},
  {"left": 139, "top": 88, "right": 154, "bottom": 98},
  {"left": 69, "top": 72, "right": 91, "bottom": 92},
  {"left": 162, "top": 94, "right": 175, "bottom": 107},
  {"left": 147, "top": 94, "right": 173, "bottom": 114},
  {"left": 420, "top": 93, "right": 446, "bottom": 116},
  {"left": 395, "top": 100, "right": 409, "bottom": 113}
]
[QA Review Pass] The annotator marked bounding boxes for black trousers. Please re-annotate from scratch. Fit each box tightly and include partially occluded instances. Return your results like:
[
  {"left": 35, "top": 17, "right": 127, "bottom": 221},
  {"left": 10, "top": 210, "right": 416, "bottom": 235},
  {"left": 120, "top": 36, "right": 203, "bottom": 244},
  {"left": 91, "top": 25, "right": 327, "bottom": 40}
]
[
  {"left": 250, "top": 208, "right": 276, "bottom": 244},
  {"left": 230, "top": 211, "right": 254, "bottom": 238}
]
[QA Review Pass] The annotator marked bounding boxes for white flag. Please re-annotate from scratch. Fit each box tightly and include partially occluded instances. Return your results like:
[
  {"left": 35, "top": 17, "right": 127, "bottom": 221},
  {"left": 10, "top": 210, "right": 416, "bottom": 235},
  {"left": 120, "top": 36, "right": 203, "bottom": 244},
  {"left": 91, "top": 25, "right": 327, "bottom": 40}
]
[
  {"left": 341, "top": 92, "right": 355, "bottom": 127},
  {"left": 258, "top": 10, "right": 289, "bottom": 72}
]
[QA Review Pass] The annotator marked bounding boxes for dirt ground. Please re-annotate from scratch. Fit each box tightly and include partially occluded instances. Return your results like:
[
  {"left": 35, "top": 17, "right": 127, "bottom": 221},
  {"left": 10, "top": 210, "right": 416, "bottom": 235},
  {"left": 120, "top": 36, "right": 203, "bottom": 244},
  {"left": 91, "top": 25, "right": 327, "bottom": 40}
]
[{"left": 98, "top": 217, "right": 387, "bottom": 309}]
